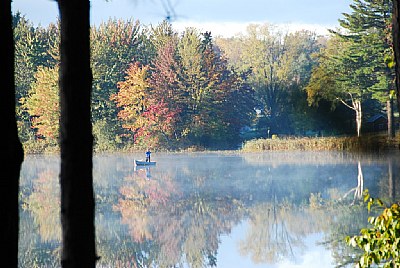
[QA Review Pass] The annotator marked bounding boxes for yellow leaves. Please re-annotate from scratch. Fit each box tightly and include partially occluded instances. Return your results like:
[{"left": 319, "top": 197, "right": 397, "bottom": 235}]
[
  {"left": 111, "top": 62, "right": 150, "bottom": 122},
  {"left": 21, "top": 65, "right": 60, "bottom": 140},
  {"left": 347, "top": 192, "right": 400, "bottom": 267}
]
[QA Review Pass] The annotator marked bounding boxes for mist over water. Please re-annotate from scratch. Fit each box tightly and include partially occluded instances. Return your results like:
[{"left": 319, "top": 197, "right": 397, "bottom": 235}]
[{"left": 18, "top": 151, "right": 400, "bottom": 267}]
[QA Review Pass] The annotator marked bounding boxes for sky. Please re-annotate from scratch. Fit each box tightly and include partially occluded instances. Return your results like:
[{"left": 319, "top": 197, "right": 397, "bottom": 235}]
[{"left": 12, "top": 0, "right": 353, "bottom": 37}]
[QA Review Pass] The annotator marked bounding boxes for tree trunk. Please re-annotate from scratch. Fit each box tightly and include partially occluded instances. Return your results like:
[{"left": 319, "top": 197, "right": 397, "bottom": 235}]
[
  {"left": 339, "top": 97, "right": 362, "bottom": 137},
  {"left": 354, "top": 100, "right": 362, "bottom": 137},
  {"left": 58, "top": 0, "right": 96, "bottom": 267},
  {"left": 0, "top": 1, "right": 25, "bottom": 267},
  {"left": 387, "top": 98, "right": 395, "bottom": 138},
  {"left": 393, "top": 0, "right": 400, "bottom": 114}
]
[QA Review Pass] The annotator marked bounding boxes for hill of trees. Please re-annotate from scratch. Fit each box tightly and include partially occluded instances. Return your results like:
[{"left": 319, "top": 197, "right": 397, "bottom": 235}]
[{"left": 14, "top": 0, "right": 397, "bottom": 151}]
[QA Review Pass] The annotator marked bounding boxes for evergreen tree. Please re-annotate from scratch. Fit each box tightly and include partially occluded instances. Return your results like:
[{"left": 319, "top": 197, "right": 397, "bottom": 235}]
[{"left": 333, "top": 0, "right": 394, "bottom": 136}]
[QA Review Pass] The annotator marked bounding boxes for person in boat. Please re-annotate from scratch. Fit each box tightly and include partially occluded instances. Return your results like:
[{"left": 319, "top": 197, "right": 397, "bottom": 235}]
[{"left": 145, "top": 149, "right": 151, "bottom": 162}]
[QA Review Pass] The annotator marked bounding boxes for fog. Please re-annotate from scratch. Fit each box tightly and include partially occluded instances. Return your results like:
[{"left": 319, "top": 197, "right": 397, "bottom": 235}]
[{"left": 19, "top": 151, "right": 400, "bottom": 267}]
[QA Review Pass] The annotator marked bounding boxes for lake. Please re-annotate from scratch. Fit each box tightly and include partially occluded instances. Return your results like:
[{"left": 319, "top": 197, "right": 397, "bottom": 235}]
[{"left": 18, "top": 151, "right": 400, "bottom": 268}]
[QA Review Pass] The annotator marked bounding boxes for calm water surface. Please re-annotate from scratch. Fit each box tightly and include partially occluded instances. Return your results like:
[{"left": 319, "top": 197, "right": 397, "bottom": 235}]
[{"left": 18, "top": 151, "right": 400, "bottom": 268}]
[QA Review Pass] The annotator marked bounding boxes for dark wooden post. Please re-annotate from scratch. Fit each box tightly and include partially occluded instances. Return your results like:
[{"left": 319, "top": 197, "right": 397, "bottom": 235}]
[
  {"left": 393, "top": 0, "right": 400, "bottom": 115},
  {"left": 58, "top": 0, "right": 97, "bottom": 267},
  {"left": 0, "top": 1, "right": 24, "bottom": 267}
]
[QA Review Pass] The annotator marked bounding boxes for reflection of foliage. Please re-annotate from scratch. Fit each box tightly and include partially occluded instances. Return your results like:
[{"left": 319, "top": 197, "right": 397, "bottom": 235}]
[
  {"left": 309, "top": 192, "right": 324, "bottom": 208},
  {"left": 20, "top": 169, "right": 61, "bottom": 267},
  {"left": 24, "top": 170, "right": 61, "bottom": 242},
  {"left": 114, "top": 171, "right": 243, "bottom": 268},
  {"left": 241, "top": 189, "right": 371, "bottom": 267},
  {"left": 320, "top": 204, "right": 367, "bottom": 268},
  {"left": 305, "top": 190, "right": 372, "bottom": 268},
  {"left": 19, "top": 153, "right": 395, "bottom": 267},
  {"left": 96, "top": 214, "right": 158, "bottom": 268},
  {"left": 347, "top": 192, "right": 400, "bottom": 268},
  {"left": 19, "top": 210, "right": 60, "bottom": 268},
  {"left": 239, "top": 201, "right": 306, "bottom": 263},
  {"left": 114, "top": 172, "right": 179, "bottom": 242}
]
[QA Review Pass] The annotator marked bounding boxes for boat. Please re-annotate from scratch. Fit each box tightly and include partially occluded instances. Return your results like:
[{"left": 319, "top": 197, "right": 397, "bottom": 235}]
[{"left": 135, "top": 160, "right": 156, "bottom": 166}]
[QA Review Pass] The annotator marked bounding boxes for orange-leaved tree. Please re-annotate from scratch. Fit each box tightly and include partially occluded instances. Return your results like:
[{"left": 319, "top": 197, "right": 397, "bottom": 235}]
[
  {"left": 112, "top": 60, "right": 181, "bottom": 148},
  {"left": 112, "top": 59, "right": 182, "bottom": 148}
]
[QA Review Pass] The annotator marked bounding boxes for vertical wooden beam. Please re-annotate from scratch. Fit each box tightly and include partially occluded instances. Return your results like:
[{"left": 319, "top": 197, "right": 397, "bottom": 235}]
[
  {"left": 58, "top": 0, "right": 96, "bottom": 267},
  {"left": 0, "top": 1, "right": 24, "bottom": 267}
]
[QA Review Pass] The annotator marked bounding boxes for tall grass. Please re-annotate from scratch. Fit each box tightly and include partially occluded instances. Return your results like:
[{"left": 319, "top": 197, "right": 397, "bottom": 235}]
[{"left": 241, "top": 134, "right": 400, "bottom": 152}]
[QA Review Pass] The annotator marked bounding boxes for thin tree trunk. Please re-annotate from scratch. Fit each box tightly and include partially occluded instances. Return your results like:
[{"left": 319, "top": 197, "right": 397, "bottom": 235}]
[
  {"left": 354, "top": 100, "right": 362, "bottom": 138},
  {"left": 387, "top": 98, "right": 395, "bottom": 138},
  {"left": 339, "top": 96, "right": 362, "bottom": 137},
  {"left": 0, "top": 1, "right": 24, "bottom": 267},
  {"left": 58, "top": 0, "right": 96, "bottom": 267},
  {"left": 393, "top": 0, "right": 400, "bottom": 114}
]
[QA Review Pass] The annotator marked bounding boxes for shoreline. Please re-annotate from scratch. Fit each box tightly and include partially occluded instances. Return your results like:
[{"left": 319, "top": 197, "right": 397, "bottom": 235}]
[{"left": 21, "top": 134, "right": 400, "bottom": 155}]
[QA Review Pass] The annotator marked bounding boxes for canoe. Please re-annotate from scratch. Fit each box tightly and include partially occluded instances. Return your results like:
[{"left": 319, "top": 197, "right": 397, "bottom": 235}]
[{"left": 135, "top": 160, "right": 156, "bottom": 166}]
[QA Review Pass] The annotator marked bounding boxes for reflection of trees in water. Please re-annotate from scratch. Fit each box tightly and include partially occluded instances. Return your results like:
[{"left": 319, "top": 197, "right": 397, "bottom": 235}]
[
  {"left": 378, "top": 157, "right": 400, "bottom": 203},
  {"left": 114, "top": 171, "right": 243, "bottom": 268},
  {"left": 24, "top": 170, "right": 61, "bottom": 242},
  {"left": 239, "top": 199, "right": 332, "bottom": 264},
  {"left": 96, "top": 222, "right": 156, "bottom": 268},
  {"left": 341, "top": 161, "right": 364, "bottom": 204},
  {"left": 20, "top": 169, "right": 61, "bottom": 266},
  {"left": 19, "top": 211, "right": 61, "bottom": 268},
  {"left": 319, "top": 204, "right": 368, "bottom": 268},
  {"left": 239, "top": 201, "right": 303, "bottom": 263},
  {"left": 19, "top": 153, "right": 399, "bottom": 267},
  {"left": 238, "top": 158, "right": 380, "bottom": 267},
  {"left": 114, "top": 172, "right": 180, "bottom": 242}
]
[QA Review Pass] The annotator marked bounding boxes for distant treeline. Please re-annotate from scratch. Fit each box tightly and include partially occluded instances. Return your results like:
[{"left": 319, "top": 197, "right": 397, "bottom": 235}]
[{"left": 13, "top": 0, "right": 396, "bottom": 152}]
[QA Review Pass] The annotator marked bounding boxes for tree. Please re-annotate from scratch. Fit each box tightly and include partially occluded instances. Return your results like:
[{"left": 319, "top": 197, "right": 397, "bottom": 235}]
[
  {"left": 133, "top": 99, "right": 180, "bottom": 148},
  {"left": 219, "top": 24, "right": 321, "bottom": 135},
  {"left": 21, "top": 66, "right": 60, "bottom": 142},
  {"left": 111, "top": 25, "right": 255, "bottom": 149},
  {"left": 240, "top": 24, "right": 287, "bottom": 131},
  {"left": 14, "top": 17, "right": 60, "bottom": 142},
  {"left": 14, "top": 16, "right": 59, "bottom": 101},
  {"left": 91, "top": 19, "right": 149, "bottom": 148},
  {"left": 111, "top": 62, "right": 152, "bottom": 145},
  {"left": 197, "top": 31, "right": 255, "bottom": 146},
  {"left": 57, "top": 0, "right": 96, "bottom": 267},
  {"left": 306, "top": 35, "right": 367, "bottom": 137},
  {"left": 333, "top": 0, "right": 394, "bottom": 137},
  {"left": 177, "top": 28, "right": 206, "bottom": 115},
  {"left": 148, "top": 39, "right": 184, "bottom": 147},
  {"left": 0, "top": 1, "right": 24, "bottom": 267}
]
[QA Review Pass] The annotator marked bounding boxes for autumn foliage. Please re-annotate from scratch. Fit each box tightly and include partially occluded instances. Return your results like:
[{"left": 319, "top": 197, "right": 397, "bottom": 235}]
[
  {"left": 21, "top": 66, "right": 59, "bottom": 142},
  {"left": 112, "top": 29, "right": 255, "bottom": 149}
]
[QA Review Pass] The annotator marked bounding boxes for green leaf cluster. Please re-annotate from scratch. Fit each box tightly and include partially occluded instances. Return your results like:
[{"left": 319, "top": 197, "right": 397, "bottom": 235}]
[{"left": 346, "top": 191, "right": 400, "bottom": 267}]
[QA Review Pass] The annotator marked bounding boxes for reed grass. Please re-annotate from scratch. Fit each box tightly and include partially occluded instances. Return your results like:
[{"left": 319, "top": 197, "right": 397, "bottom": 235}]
[{"left": 241, "top": 134, "right": 400, "bottom": 152}]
